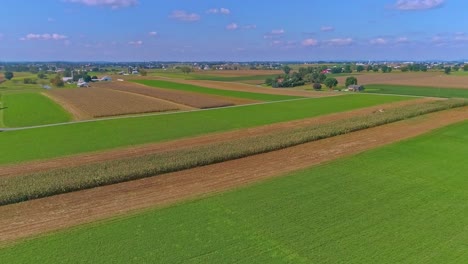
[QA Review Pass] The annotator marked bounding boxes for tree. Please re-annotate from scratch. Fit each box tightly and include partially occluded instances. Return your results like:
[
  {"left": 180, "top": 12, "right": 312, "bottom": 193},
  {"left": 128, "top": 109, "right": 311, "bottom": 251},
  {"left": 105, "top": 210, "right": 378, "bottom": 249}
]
[
  {"left": 323, "top": 77, "right": 338, "bottom": 89},
  {"left": 381, "top": 65, "right": 389, "bottom": 73},
  {"left": 356, "top": 65, "right": 365, "bottom": 72},
  {"left": 282, "top": 65, "right": 291, "bottom": 75},
  {"left": 4, "top": 71, "right": 14, "bottom": 80},
  {"left": 180, "top": 66, "right": 192, "bottom": 74},
  {"left": 83, "top": 75, "right": 92, "bottom": 82},
  {"left": 444, "top": 67, "right": 451, "bottom": 75},
  {"left": 265, "top": 77, "right": 274, "bottom": 86},
  {"left": 37, "top": 72, "right": 47, "bottom": 79},
  {"left": 345, "top": 76, "right": 358, "bottom": 87},
  {"left": 139, "top": 68, "right": 148, "bottom": 76},
  {"left": 312, "top": 83, "right": 322, "bottom": 90},
  {"left": 463, "top": 64, "right": 468, "bottom": 71},
  {"left": 452, "top": 65, "right": 460, "bottom": 72},
  {"left": 343, "top": 65, "right": 352, "bottom": 73},
  {"left": 372, "top": 66, "right": 379, "bottom": 72},
  {"left": 50, "top": 75, "right": 64, "bottom": 87}
]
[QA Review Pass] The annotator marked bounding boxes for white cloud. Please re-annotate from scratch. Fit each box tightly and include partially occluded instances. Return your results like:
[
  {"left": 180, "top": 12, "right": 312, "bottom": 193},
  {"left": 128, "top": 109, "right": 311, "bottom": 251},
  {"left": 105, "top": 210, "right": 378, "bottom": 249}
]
[
  {"left": 206, "top": 7, "right": 230, "bottom": 14},
  {"left": 264, "top": 29, "right": 285, "bottom": 39},
  {"left": 395, "top": 37, "right": 409, "bottom": 43},
  {"left": 226, "top": 23, "right": 238, "bottom": 30},
  {"left": 66, "top": 0, "right": 138, "bottom": 9},
  {"left": 243, "top": 24, "right": 256, "bottom": 30},
  {"left": 326, "top": 38, "right": 354, "bottom": 46},
  {"left": 302, "top": 38, "right": 318, "bottom": 47},
  {"left": 169, "top": 10, "right": 200, "bottom": 22},
  {"left": 220, "top": 8, "right": 230, "bottom": 14},
  {"left": 148, "top": 31, "right": 158, "bottom": 36},
  {"left": 454, "top": 32, "right": 468, "bottom": 41},
  {"left": 20, "top": 33, "right": 68, "bottom": 41},
  {"left": 129, "top": 40, "right": 143, "bottom": 46},
  {"left": 320, "top": 26, "right": 334, "bottom": 32},
  {"left": 370, "top": 38, "right": 388, "bottom": 45},
  {"left": 394, "top": 0, "right": 444, "bottom": 10}
]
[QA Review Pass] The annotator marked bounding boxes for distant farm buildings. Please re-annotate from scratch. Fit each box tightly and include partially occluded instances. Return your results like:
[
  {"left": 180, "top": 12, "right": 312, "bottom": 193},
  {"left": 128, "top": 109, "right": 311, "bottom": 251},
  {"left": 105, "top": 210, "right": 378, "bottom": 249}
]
[{"left": 347, "top": 85, "right": 365, "bottom": 92}]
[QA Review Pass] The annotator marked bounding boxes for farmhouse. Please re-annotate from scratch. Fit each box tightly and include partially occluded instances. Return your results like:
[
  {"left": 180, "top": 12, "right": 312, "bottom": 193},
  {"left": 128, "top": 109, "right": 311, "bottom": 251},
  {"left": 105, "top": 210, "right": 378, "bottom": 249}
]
[{"left": 347, "top": 85, "right": 364, "bottom": 92}]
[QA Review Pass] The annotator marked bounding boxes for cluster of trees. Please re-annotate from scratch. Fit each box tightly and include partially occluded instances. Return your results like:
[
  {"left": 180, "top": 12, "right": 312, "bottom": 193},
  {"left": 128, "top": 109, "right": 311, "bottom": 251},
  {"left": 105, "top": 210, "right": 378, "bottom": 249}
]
[
  {"left": 3, "top": 71, "right": 14, "bottom": 80},
  {"left": 50, "top": 75, "right": 64, "bottom": 87}
]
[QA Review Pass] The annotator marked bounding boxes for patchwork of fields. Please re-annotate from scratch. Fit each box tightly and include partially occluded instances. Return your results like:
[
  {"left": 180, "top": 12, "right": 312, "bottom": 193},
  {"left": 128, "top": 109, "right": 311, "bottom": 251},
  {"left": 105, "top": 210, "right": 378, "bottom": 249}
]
[
  {"left": 1, "top": 70, "right": 467, "bottom": 263},
  {"left": 1, "top": 120, "right": 466, "bottom": 263}
]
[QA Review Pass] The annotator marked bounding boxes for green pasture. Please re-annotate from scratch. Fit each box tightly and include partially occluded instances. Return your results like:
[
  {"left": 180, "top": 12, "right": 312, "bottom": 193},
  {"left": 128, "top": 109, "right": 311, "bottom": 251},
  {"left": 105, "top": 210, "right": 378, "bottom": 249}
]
[
  {"left": 1, "top": 121, "right": 466, "bottom": 263},
  {"left": 364, "top": 84, "right": 468, "bottom": 98},
  {"left": 0, "top": 93, "right": 71, "bottom": 127},
  {"left": 0, "top": 94, "right": 410, "bottom": 165},
  {"left": 134, "top": 79, "right": 298, "bottom": 101}
]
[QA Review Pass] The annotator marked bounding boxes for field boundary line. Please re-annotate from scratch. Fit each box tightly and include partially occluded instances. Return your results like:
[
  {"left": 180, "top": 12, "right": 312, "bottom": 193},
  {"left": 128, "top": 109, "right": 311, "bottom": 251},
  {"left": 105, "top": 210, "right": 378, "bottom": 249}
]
[{"left": 0, "top": 97, "right": 314, "bottom": 132}]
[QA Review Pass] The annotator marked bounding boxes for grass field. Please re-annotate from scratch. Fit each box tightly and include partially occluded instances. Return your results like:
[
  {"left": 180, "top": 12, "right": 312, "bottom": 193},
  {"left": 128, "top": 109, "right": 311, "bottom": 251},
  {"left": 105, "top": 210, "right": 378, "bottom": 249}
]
[
  {"left": 1, "top": 93, "right": 71, "bottom": 127},
  {"left": 0, "top": 94, "right": 410, "bottom": 165},
  {"left": 134, "top": 80, "right": 300, "bottom": 101},
  {"left": 1, "top": 121, "right": 466, "bottom": 263},
  {"left": 364, "top": 84, "right": 468, "bottom": 98}
]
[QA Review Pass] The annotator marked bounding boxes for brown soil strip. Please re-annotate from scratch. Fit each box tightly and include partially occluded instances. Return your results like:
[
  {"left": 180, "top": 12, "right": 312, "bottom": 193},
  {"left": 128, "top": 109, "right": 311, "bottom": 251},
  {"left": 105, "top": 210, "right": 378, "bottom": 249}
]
[
  {"left": 0, "top": 98, "right": 435, "bottom": 178},
  {"left": 47, "top": 88, "right": 181, "bottom": 118},
  {"left": 149, "top": 77, "right": 339, "bottom": 98},
  {"left": 43, "top": 92, "right": 92, "bottom": 121},
  {"left": 1, "top": 107, "right": 465, "bottom": 245},
  {"left": 94, "top": 81, "right": 256, "bottom": 108}
]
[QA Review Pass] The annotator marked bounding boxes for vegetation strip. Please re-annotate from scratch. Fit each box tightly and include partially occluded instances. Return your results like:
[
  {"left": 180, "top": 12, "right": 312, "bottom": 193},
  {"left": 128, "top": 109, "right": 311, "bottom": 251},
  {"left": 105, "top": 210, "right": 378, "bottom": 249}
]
[
  {"left": 2, "top": 121, "right": 466, "bottom": 262},
  {"left": 1, "top": 99, "right": 465, "bottom": 206},
  {"left": 0, "top": 94, "right": 408, "bottom": 165},
  {"left": 134, "top": 79, "right": 301, "bottom": 101},
  {"left": 364, "top": 84, "right": 468, "bottom": 98}
]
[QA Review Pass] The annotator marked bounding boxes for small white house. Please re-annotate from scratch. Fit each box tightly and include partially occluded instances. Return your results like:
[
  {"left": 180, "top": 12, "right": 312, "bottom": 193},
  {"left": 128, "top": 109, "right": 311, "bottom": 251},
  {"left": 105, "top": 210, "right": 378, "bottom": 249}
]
[
  {"left": 100, "top": 76, "right": 112, "bottom": 82},
  {"left": 62, "top": 77, "right": 73, "bottom": 83}
]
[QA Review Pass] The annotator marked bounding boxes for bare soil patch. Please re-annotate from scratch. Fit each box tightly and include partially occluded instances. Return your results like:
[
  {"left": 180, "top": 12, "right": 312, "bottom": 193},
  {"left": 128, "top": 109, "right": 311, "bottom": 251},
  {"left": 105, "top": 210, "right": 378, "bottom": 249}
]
[
  {"left": 47, "top": 88, "right": 182, "bottom": 118},
  {"left": 0, "top": 98, "right": 435, "bottom": 178},
  {"left": 336, "top": 72, "right": 468, "bottom": 89},
  {"left": 0, "top": 106, "right": 465, "bottom": 245},
  {"left": 94, "top": 81, "right": 256, "bottom": 108}
]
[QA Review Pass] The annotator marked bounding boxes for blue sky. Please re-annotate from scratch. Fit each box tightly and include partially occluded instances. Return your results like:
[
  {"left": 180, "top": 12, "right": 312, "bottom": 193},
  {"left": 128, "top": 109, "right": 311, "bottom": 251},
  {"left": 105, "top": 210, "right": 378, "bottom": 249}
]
[{"left": 0, "top": 0, "right": 466, "bottom": 61}]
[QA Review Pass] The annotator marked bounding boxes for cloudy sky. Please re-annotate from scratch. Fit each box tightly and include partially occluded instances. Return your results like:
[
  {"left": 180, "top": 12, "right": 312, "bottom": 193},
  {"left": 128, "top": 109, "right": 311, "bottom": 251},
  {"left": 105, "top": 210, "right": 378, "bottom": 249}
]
[{"left": 0, "top": 0, "right": 466, "bottom": 61}]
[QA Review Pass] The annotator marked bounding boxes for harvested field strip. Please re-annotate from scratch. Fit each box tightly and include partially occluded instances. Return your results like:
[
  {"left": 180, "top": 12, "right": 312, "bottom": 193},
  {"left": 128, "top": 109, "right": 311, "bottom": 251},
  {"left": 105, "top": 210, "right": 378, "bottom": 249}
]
[
  {"left": 1, "top": 93, "right": 71, "bottom": 127},
  {"left": 0, "top": 98, "right": 435, "bottom": 177},
  {"left": 0, "top": 94, "right": 409, "bottom": 165},
  {"left": 0, "top": 110, "right": 466, "bottom": 247},
  {"left": 134, "top": 79, "right": 301, "bottom": 101},
  {"left": 1, "top": 99, "right": 465, "bottom": 206},
  {"left": 47, "top": 88, "right": 180, "bottom": 118},
  {"left": 365, "top": 84, "right": 468, "bottom": 98},
  {"left": 95, "top": 82, "right": 253, "bottom": 108},
  {"left": 156, "top": 78, "right": 338, "bottom": 98}
]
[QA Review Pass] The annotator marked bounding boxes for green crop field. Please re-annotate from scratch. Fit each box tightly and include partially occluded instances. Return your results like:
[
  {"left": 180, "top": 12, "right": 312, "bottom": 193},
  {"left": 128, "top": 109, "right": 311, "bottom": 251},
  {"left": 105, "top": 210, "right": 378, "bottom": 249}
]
[
  {"left": 148, "top": 70, "right": 278, "bottom": 83},
  {"left": 364, "top": 84, "right": 468, "bottom": 98},
  {"left": 0, "top": 92, "right": 71, "bottom": 127},
  {"left": 134, "top": 79, "right": 299, "bottom": 101},
  {"left": 0, "top": 94, "right": 410, "bottom": 165},
  {"left": 1, "top": 121, "right": 466, "bottom": 263}
]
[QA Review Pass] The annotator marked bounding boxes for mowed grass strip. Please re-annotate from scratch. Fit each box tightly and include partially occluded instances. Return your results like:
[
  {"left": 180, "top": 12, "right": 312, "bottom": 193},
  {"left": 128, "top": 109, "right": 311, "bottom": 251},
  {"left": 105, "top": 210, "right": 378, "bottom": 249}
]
[
  {"left": 0, "top": 94, "right": 410, "bottom": 165},
  {"left": 365, "top": 84, "right": 468, "bottom": 98},
  {"left": 1, "top": 99, "right": 465, "bottom": 206},
  {"left": 134, "top": 79, "right": 300, "bottom": 101},
  {"left": 1, "top": 93, "right": 71, "bottom": 127},
  {"left": 1, "top": 121, "right": 466, "bottom": 263}
]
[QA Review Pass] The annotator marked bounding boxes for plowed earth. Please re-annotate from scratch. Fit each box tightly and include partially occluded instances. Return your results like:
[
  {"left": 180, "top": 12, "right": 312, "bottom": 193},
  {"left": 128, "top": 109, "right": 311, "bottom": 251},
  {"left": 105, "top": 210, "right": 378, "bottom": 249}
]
[{"left": 47, "top": 88, "right": 183, "bottom": 118}]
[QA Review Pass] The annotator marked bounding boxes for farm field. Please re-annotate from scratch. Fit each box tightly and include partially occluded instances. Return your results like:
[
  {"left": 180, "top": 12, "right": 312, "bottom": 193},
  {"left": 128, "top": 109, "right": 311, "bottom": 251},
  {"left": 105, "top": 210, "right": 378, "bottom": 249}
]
[
  {"left": 134, "top": 79, "right": 302, "bottom": 101},
  {"left": 1, "top": 120, "right": 466, "bottom": 263},
  {"left": 148, "top": 78, "right": 337, "bottom": 98},
  {"left": 3, "top": 99, "right": 463, "bottom": 205},
  {"left": 94, "top": 81, "right": 254, "bottom": 108},
  {"left": 47, "top": 88, "right": 182, "bottom": 118},
  {"left": 0, "top": 94, "right": 410, "bottom": 165},
  {"left": 364, "top": 84, "right": 468, "bottom": 98},
  {"left": 335, "top": 71, "right": 468, "bottom": 89},
  {"left": 0, "top": 92, "right": 71, "bottom": 127},
  {"left": 149, "top": 69, "right": 282, "bottom": 84}
]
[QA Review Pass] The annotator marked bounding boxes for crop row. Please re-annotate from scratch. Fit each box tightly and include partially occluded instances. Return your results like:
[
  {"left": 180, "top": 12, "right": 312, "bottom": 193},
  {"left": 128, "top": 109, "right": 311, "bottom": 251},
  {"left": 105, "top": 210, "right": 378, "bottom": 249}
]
[{"left": 0, "top": 99, "right": 466, "bottom": 206}]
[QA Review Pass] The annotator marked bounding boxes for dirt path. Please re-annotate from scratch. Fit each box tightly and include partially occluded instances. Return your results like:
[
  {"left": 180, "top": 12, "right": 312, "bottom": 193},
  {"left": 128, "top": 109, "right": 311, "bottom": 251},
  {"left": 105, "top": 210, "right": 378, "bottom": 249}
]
[
  {"left": 0, "top": 106, "right": 466, "bottom": 245},
  {"left": 0, "top": 98, "right": 435, "bottom": 178},
  {"left": 149, "top": 77, "right": 339, "bottom": 98}
]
